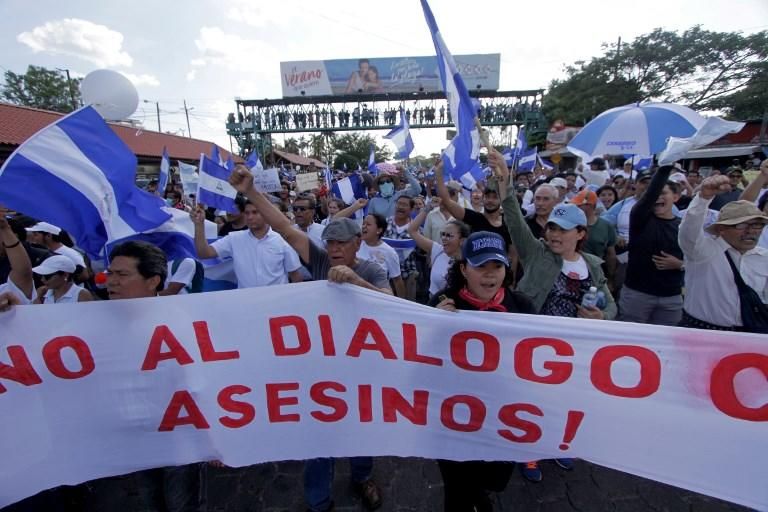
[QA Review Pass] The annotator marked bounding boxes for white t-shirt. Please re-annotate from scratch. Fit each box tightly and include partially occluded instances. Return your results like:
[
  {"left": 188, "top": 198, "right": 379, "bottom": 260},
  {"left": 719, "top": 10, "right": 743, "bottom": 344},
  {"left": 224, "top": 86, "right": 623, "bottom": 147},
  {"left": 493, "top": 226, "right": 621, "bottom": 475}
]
[
  {"left": 211, "top": 228, "right": 301, "bottom": 288},
  {"left": 42, "top": 283, "right": 86, "bottom": 304},
  {"left": 429, "top": 242, "right": 453, "bottom": 295},
  {"left": 357, "top": 241, "right": 401, "bottom": 279},
  {"left": 0, "top": 277, "right": 36, "bottom": 305},
  {"left": 165, "top": 258, "right": 197, "bottom": 295},
  {"left": 55, "top": 245, "right": 86, "bottom": 268},
  {"left": 295, "top": 222, "right": 325, "bottom": 248},
  {"left": 561, "top": 256, "right": 589, "bottom": 280}
]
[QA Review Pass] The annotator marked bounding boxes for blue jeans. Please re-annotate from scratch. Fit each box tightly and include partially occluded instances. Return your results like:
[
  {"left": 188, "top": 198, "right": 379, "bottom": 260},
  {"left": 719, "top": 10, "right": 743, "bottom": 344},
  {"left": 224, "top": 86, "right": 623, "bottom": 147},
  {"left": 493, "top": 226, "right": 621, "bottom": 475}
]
[{"left": 304, "top": 457, "right": 373, "bottom": 511}]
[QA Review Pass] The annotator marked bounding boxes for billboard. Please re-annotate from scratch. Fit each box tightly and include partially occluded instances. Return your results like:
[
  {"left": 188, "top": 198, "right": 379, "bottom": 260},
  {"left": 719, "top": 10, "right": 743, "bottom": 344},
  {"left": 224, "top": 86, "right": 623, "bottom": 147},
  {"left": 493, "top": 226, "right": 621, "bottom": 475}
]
[{"left": 280, "top": 54, "right": 500, "bottom": 97}]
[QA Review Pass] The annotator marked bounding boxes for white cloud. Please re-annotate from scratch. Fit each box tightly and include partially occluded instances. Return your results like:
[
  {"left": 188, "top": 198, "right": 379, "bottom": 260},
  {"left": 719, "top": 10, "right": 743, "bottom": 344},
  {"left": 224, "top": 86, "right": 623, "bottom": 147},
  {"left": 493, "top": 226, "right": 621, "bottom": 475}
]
[
  {"left": 123, "top": 72, "right": 160, "bottom": 87},
  {"left": 224, "top": 0, "right": 295, "bottom": 28},
  {"left": 17, "top": 18, "right": 133, "bottom": 68},
  {"left": 190, "top": 26, "right": 277, "bottom": 70},
  {"left": 186, "top": 70, "right": 197, "bottom": 82}
]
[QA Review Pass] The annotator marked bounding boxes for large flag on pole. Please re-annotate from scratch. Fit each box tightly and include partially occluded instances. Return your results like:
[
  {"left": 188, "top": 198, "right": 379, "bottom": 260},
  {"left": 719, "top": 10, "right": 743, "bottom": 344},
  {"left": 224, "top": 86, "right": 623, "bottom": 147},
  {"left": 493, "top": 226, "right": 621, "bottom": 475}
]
[
  {"left": 383, "top": 110, "right": 415, "bottom": 159},
  {"left": 517, "top": 147, "right": 539, "bottom": 172},
  {"left": 158, "top": 146, "right": 170, "bottom": 193},
  {"left": 197, "top": 155, "right": 238, "bottom": 213},
  {"left": 513, "top": 127, "right": 528, "bottom": 168},
  {"left": 246, "top": 150, "right": 263, "bottom": 171},
  {"left": 420, "top": 0, "right": 479, "bottom": 180},
  {"left": 367, "top": 144, "right": 377, "bottom": 174},
  {"left": 0, "top": 106, "right": 171, "bottom": 258},
  {"left": 210, "top": 144, "right": 225, "bottom": 167}
]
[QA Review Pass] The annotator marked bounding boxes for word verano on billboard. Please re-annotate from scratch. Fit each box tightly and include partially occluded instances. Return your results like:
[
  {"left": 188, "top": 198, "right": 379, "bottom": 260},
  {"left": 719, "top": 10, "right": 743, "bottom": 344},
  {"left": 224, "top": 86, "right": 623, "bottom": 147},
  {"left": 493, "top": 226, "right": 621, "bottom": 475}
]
[{"left": 280, "top": 54, "right": 500, "bottom": 98}]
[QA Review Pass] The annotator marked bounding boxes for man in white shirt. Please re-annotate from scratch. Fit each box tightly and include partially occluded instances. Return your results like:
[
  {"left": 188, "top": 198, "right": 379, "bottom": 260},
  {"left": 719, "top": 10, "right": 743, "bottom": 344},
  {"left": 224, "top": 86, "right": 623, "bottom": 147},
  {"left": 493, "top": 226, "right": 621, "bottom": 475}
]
[
  {"left": 192, "top": 200, "right": 303, "bottom": 288},
  {"left": 292, "top": 194, "right": 325, "bottom": 247},
  {"left": 25, "top": 221, "right": 86, "bottom": 268},
  {"left": 678, "top": 175, "right": 768, "bottom": 332},
  {"left": 161, "top": 257, "right": 199, "bottom": 295}
]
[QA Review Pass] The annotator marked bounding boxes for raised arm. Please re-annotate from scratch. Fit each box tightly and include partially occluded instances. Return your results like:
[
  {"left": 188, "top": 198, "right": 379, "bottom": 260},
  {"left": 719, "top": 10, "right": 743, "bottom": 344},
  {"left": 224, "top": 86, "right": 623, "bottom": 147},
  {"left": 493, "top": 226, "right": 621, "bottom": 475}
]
[
  {"left": 191, "top": 206, "right": 219, "bottom": 259},
  {"left": 631, "top": 165, "right": 674, "bottom": 228},
  {"left": 0, "top": 210, "right": 33, "bottom": 300},
  {"left": 403, "top": 168, "right": 422, "bottom": 197},
  {"left": 487, "top": 149, "right": 540, "bottom": 265},
  {"left": 739, "top": 160, "right": 768, "bottom": 203},
  {"left": 434, "top": 159, "right": 466, "bottom": 220},
  {"left": 334, "top": 198, "right": 368, "bottom": 219},
  {"left": 679, "top": 175, "right": 731, "bottom": 259},
  {"left": 406, "top": 206, "right": 435, "bottom": 254},
  {"left": 229, "top": 164, "right": 311, "bottom": 263}
]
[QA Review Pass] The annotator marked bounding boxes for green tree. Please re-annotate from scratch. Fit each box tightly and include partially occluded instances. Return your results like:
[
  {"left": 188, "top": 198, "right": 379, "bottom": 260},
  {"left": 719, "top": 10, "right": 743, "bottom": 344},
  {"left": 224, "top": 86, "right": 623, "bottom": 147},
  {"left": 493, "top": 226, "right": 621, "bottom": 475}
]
[
  {"left": 330, "top": 133, "right": 391, "bottom": 168},
  {"left": 2, "top": 65, "right": 82, "bottom": 113},
  {"left": 542, "top": 27, "right": 768, "bottom": 124}
]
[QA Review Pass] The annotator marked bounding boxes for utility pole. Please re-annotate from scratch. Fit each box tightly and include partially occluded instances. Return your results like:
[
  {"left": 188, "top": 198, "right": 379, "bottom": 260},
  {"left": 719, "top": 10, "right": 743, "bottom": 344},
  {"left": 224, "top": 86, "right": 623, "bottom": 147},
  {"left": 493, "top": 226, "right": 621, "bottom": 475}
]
[
  {"left": 183, "top": 100, "right": 192, "bottom": 138},
  {"left": 56, "top": 68, "right": 78, "bottom": 111},
  {"left": 144, "top": 100, "right": 161, "bottom": 132},
  {"left": 614, "top": 36, "right": 622, "bottom": 81}
]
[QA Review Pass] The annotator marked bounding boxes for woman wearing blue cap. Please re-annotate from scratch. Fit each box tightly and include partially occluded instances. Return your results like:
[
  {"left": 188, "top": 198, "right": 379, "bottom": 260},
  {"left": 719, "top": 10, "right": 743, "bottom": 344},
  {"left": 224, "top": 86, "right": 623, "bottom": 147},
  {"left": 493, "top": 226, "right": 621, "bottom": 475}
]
[
  {"left": 490, "top": 148, "right": 617, "bottom": 483},
  {"left": 429, "top": 229, "right": 535, "bottom": 512}
]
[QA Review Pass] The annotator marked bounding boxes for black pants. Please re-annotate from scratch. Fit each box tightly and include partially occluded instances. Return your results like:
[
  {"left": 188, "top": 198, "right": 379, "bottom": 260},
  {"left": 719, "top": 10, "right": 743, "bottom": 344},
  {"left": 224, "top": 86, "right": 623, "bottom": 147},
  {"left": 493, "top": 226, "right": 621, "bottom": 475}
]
[{"left": 438, "top": 460, "right": 514, "bottom": 512}]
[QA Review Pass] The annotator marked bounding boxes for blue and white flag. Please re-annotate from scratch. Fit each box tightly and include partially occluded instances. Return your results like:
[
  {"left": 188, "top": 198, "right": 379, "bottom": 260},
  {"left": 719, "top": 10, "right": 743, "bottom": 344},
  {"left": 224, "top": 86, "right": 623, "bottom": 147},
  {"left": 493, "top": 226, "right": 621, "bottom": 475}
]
[
  {"left": 537, "top": 155, "right": 554, "bottom": 171},
  {"left": 210, "top": 144, "right": 225, "bottom": 167},
  {"left": 198, "top": 155, "right": 238, "bottom": 213},
  {"left": 323, "top": 166, "right": 334, "bottom": 192},
  {"left": 158, "top": 146, "right": 170, "bottom": 194},
  {"left": 624, "top": 154, "right": 654, "bottom": 171},
  {"left": 513, "top": 127, "right": 528, "bottom": 168},
  {"left": 517, "top": 147, "right": 538, "bottom": 172},
  {"left": 502, "top": 147, "right": 515, "bottom": 167},
  {"left": 367, "top": 145, "right": 377, "bottom": 174},
  {"left": 384, "top": 111, "right": 414, "bottom": 159},
  {"left": 458, "top": 161, "right": 486, "bottom": 191},
  {"left": 0, "top": 106, "right": 171, "bottom": 258},
  {"left": 421, "top": 0, "right": 479, "bottom": 181},
  {"left": 332, "top": 174, "right": 366, "bottom": 205},
  {"left": 225, "top": 155, "right": 235, "bottom": 172},
  {"left": 246, "top": 150, "right": 263, "bottom": 171}
]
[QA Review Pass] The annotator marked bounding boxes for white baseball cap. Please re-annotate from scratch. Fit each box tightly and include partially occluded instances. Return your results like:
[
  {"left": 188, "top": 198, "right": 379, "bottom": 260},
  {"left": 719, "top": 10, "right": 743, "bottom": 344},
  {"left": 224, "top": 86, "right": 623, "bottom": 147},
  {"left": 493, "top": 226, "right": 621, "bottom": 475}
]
[
  {"left": 26, "top": 222, "right": 61, "bottom": 235},
  {"left": 32, "top": 255, "right": 76, "bottom": 275}
]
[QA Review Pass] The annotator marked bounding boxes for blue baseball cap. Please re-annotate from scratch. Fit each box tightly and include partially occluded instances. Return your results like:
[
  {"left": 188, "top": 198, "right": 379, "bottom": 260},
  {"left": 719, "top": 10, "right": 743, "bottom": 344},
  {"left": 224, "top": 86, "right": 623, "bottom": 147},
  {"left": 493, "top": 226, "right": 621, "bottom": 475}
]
[
  {"left": 462, "top": 231, "right": 509, "bottom": 267},
  {"left": 547, "top": 204, "right": 587, "bottom": 230}
]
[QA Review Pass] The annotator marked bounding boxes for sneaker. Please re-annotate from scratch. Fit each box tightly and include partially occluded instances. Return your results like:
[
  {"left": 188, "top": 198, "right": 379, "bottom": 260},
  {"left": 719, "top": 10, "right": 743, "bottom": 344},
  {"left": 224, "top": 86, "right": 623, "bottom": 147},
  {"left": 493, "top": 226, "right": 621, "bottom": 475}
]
[
  {"left": 352, "top": 479, "right": 382, "bottom": 510},
  {"left": 521, "top": 461, "right": 542, "bottom": 482},
  {"left": 555, "top": 458, "right": 575, "bottom": 470}
]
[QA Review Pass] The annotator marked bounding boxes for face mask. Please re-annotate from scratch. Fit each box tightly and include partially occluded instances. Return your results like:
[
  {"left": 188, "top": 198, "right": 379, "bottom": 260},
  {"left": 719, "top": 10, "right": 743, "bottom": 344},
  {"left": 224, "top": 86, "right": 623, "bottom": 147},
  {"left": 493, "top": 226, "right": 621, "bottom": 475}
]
[
  {"left": 380, "top": 182, "right": 395, "bottom": 197},
  {"left": 166, "top": 198, "right": 175, "bottom": 206}
]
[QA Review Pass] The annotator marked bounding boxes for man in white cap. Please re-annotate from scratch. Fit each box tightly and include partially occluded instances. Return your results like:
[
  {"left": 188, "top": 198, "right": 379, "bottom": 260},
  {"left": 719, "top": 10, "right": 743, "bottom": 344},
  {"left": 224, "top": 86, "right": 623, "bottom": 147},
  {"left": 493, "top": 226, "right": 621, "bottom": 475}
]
[
  {"left": 678, "top": 175, "right": 768, "bottom": 332},
  {"left": 26, "top": 221, "right": 86, "bottom": 269}
]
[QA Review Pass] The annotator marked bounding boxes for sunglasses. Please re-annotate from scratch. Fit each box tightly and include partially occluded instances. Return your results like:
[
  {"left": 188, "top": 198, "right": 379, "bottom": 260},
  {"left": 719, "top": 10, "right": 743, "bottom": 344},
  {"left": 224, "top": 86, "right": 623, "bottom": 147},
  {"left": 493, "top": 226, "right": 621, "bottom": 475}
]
[{"left": 293, "top": 206, "right": 312, "bottom": 212}]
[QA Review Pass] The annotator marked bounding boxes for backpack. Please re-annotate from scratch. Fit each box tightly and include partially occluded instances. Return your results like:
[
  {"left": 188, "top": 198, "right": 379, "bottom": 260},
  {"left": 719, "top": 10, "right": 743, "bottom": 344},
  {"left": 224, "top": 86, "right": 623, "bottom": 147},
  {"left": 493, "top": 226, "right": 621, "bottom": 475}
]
[{"left": 171, "top": 258, "right": 205, "bottom": 294}]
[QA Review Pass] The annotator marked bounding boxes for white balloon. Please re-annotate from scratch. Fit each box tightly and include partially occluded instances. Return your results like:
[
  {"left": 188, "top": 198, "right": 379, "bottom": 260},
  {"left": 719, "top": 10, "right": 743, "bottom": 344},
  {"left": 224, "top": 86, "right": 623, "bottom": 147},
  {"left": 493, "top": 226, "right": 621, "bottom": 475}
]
[{"left": 80, "top": 70, "right": 139, "bottom": 121}]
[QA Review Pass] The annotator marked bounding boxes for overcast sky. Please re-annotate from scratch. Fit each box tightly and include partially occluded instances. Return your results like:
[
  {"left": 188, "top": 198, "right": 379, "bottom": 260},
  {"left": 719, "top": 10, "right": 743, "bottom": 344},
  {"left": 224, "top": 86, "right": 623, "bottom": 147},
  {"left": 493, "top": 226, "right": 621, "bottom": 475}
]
[{"left": 2, "top": 0, "right": 766, "bottom": 159}]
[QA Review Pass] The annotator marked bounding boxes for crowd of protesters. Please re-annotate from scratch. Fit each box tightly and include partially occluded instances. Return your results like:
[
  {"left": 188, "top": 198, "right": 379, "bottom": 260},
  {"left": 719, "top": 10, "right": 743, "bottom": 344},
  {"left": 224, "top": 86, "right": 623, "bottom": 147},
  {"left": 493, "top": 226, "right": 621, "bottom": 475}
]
[{"left": 1, "top": 147, "right": 766, "bottom": 512}]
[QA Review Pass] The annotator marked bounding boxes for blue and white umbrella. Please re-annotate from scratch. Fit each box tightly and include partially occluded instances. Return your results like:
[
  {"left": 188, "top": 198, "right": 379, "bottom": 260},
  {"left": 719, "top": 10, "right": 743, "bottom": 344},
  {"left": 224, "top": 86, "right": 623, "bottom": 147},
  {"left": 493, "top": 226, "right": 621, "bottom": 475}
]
[{"left": 567, "top": 102, "right": 706, "bottom": 157}]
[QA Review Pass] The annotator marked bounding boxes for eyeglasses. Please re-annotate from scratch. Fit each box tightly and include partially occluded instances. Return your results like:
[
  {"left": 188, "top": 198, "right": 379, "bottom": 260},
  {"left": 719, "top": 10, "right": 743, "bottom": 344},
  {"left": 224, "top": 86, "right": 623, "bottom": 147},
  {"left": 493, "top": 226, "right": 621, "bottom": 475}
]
[
  {"left": 440, "top": 232, "right": 457, "bottom": 239},
  {"left": 728, "top": 222, "right": 766, "bottom": 231}
]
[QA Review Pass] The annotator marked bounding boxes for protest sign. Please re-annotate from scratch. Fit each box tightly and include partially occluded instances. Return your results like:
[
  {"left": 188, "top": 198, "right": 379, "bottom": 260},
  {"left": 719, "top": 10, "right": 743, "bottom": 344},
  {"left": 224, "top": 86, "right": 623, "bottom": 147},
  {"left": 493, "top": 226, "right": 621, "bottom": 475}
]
[
  {"left": 0, "top": 282, "right": 766, "bottom": 510},
  {"left": 295, "top": 172, "right": 319, "bottom": 192},
  {"left": 253, "top": 167, "right": 282, "bottom": 193}
]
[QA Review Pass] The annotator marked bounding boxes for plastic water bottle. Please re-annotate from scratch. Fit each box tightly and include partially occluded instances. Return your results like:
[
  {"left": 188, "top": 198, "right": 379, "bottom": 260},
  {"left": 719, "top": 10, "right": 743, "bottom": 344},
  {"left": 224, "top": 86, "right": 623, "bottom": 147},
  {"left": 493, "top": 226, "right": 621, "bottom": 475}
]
[
  {"left": 581, "top": 286, "right": 599, "bottom": 309},
  {"left": 596, "top": 291, "right": 607, "bottom": 310}
]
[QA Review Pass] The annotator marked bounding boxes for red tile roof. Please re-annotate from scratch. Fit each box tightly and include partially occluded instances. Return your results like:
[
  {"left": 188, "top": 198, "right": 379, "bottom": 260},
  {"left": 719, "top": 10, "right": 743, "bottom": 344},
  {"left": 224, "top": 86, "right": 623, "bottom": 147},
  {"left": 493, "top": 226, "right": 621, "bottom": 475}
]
[
  {"left": 0, "top": 102, "right": 240, "bottom": 162},
  {"left": 272, "top": 148, "right": 326, "bottom": 167}
]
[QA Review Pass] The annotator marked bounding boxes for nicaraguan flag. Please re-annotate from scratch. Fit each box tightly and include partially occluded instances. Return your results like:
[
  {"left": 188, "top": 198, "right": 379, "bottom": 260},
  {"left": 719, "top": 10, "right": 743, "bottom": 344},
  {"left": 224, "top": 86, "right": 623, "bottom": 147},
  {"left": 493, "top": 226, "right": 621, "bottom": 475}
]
[
  {"left": 384, "top": 111, "right": 415, "bottom": 159},
  {"left": 324, "top": 166, "right": 334, "bottom": 191},
  {"left": 107, "top": 205, "right": 218, "bottom": 261},
  {"left": 367, "top": 145, "right": 377, "bottom": 174},
  {"left": 420, "top": 0, "right": 479, "bottom": 180},
  {"left": 517, "top": 147, "right": 538, "bottom": 172},
  {"left": 225, "top": 155, "right": 235, "bottom": 171},
  {"left": 210, "top": 144, "right": 226, "bottom": 167},
  {"left": 332, "top": 174, "right": 366, "bottom": 205},
  {"left": 158, "top": 146, "right": 170, "bottom": 193},
  {"left": 246, "top": 150, "right": 263, "bottom": 171},
  {"left": 0, "top": 106, "right": 171, "bottom": 258},
  {"left": 513, "top": 127, "right": 528, "bottom": 167},
  {"left": 198, "top": 155, "right": 238, "bottom": 213},
  {"left": 178, "top": 160, "right": 199, "bottom": 197},
  {"left": 502, "top": 147, "right": 515, "bottom": 167},
  {"left": 537, "top": 155, "right": 554, "bottom": 171},
  {"left": 458, "top": 161, "right": 485, "bottom": 191}
]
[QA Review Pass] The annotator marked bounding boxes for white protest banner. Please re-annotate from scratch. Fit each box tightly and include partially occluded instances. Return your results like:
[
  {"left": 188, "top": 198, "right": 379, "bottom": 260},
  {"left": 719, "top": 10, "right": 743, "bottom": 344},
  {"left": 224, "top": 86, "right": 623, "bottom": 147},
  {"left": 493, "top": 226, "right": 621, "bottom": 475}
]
[
  {"left": 0, "top": 282, "right": 766, "bottom": 510},
  {"left": 295, "top": 172, "right": 319, "bottom": 192},
  {"left": 253, "top": 167, "right": 282, "bottom": 193}
]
